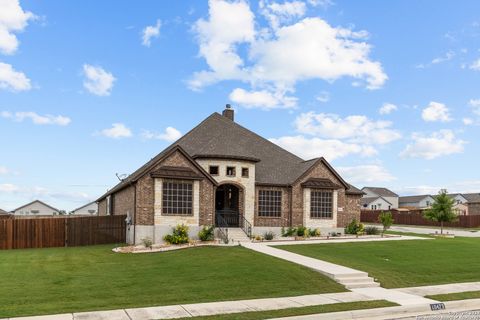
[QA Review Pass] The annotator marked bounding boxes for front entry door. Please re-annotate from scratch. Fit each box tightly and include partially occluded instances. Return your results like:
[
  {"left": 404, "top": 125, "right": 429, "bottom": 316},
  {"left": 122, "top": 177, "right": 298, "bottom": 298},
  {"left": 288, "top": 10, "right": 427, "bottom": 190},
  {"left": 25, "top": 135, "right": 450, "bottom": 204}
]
[{"left": 215, "top": 184, "right": 240, "bottom": 227}]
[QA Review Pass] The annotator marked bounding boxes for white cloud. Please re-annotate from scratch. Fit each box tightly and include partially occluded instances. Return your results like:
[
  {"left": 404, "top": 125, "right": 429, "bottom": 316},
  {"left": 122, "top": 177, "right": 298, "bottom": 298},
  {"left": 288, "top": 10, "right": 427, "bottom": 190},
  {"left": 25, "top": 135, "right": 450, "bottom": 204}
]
[
  {"left": 1, "top": 111, "right": 70, "bottom": 126},
  {"left": 141, "top": 127, "right": 182, "bottom": 142},
  {"left": 0, "top": 183, "right": 19, "bottom": 192},
  {"left": 400, "top": 130, "right": 466, "bottom": 160},
  {"left": 229, "top": 87, "right": 297, "bottom": 109},
  {"left": 469, "top": 58, "right": 480, "bottom": 71},
  {"left": 0, "top": 62, "right": 31, "bottom": 91},
  {"left": 141, "top": 19, "right": 161, "bottom": 47},
  {"left": 316, "top": 91, "right": 330, "bottom": 103},
  {"left": 294, "top": 112, "right": 401, "bottom": 144},
  {"left": 82, "top": 64, "right": 116, "bottom": 96},
  {"left": 469, "top": 99, "right": 480, "bottom": 116},
  {"left": 0, "top": 0, "right": 35, "bottom": 55},
  {"left": 190, "top": 0, "right": 387, "bottom": 109},
  {"left": 431, "top": 51, "right": 455, "bottom": 64},
  {"left": 0, "top": 166, "right": 9, "bottom": 174},
  {"left": 308, "top": 0, "right": 334, "bottom": 8},
  {"left": 379, "top": 103, "right": 397, "bottom": 115},
  {"left": 260, "top": 0, "right": 306, "bottom": 29},
  {"left": 463, "top": 118, "right": 474, "bottom": 125},
  {"left": 269, "top": 135, "right": 377, "bottom": 161},
  {"left": 100, "top": 123, "right": 132, "bottom": 139},
  {"left": 337, "top": 165, "right": 396, "bottom": 184},
  {"left": 421, "top": 101, "right": 452, "bottom": 122}
]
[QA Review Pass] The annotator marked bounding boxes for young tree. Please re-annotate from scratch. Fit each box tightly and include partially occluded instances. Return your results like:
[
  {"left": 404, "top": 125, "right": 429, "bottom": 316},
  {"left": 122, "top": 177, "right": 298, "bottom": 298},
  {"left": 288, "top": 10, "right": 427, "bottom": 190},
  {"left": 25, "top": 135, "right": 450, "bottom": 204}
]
[
  {"left": 424, "top": 189, "right": 457, "bottom": 234},
  {"left": 378, "top": 211, "right": 394, "bottom": 237}
]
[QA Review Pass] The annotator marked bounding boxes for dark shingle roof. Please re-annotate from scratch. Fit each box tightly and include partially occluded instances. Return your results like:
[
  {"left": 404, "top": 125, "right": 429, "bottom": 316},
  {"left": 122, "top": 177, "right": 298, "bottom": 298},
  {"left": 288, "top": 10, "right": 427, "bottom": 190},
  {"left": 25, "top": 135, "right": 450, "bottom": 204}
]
[
  {"left": 151, "top": 166, "right": 205, "bottom": 180},
  {"left": 98, "top": 112, "right": 360, "bottom": 200},
  {"left": 301, "top": 178, "right": 342, "bottom": 189},
  {"left": 463, "top": 193, "right": 480, "bottom": 203},
  {"left": 346, "top": 184, "right": 364, "bottom": 195},
  {"left": 363, "top": 187, "right": 399, "bottom": 197},
  {"left": 399, "top": 195, "right": 433, "bottom": 203}
]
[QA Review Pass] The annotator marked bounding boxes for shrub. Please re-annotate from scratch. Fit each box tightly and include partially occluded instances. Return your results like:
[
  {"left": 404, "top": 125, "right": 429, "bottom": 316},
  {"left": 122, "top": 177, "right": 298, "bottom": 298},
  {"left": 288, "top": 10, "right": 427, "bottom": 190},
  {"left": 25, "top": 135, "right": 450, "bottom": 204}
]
[
  {"left": 378, "top": 211, "right": 394, "bottom": 237},
  {"left": 254, "top": 235, "right": 263, "bottom": 241},
  {"left": 141, "top": 237, "right": 153, "bottom": 249},
  {"left": 365, "top": 226, "right": 380, "bottom": 235},
  {"left": 345, "top": 219, "right": 365, "bottom": 235},
  {"left": 263, "top": 231, "right": 275, "bottom": 240},
  {"left": 164, "top": 224, "right": 189, "bottom": 244},
  {"left": 296, "top": 226, "right": 307, "bottom": 237},
  {"left": 308, "top": 228, "right": 321, "bottom": 237},
  {"left": 198, "top": 225, "right": 215, "bottom": 241},
  {"left": 282, "top": 226, "right": 297, "bottom": 237}
]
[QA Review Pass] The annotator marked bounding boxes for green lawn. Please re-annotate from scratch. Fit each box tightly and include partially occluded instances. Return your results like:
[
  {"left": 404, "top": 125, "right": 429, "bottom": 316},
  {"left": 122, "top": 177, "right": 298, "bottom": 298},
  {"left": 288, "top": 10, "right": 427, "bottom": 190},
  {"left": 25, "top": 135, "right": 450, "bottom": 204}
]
[
  {"left": 0, "top": 245, "right": 345, "bottom": 318},
  {"left": 176, "top": 300, "right": 397, "bottom": 320},
  {"left": 426, "top": 291, "right": 480, "bottom": 302},
  {"left": 276, "top": 237, "right": 480, "bottom": 288}
]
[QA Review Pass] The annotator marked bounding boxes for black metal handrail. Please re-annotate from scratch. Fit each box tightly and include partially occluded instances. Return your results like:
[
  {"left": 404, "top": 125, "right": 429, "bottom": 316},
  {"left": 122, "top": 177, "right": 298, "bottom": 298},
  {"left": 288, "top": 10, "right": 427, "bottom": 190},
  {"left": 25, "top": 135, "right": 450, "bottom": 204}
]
[
  {"left": 215, "top": 213, "right": 229, "bottom": 244},
  {"left": 240, "top": 215, "right": 252, "bottom": 239},
  {"left": 216, "top": 209, "right": 239, "bottom": 227}
]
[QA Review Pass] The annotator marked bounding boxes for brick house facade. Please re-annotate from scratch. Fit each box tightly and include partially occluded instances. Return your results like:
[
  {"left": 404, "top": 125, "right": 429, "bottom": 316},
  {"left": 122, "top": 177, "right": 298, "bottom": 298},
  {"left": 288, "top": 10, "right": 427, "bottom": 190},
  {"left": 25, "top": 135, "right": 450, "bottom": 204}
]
[{"left": 97, "top": 106, "right": 363, "bottom": 244}]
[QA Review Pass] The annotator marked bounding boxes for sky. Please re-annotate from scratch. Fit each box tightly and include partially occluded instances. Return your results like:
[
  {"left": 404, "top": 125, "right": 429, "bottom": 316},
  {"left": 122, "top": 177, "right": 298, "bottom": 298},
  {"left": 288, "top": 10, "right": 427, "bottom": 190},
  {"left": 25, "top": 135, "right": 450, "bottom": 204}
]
[{"left": 1, "top": 0, "right": 480, "bottom": 211}]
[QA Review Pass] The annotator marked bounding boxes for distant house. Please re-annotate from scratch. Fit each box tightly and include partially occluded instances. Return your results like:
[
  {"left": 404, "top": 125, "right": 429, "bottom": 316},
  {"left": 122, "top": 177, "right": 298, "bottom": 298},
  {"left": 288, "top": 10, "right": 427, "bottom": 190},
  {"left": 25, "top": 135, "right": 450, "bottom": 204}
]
[
  {"left": 361, "top": 187, "right": 399, "bottom": 209},
  {"left": 70, "top": 201, "right": 98, "bottom": 216},
  {"left": 399, "top": 195, "right": 435, "bottom": 209},
  {"left": 11, "top": 200, "right": 61, "bottom": 216},
  {"left": 0, "top": 208, "right": 10, "bottom": 216},
  {"left": 448, "top": 193, "right": 469, "bottom": 205},
  {"left": 361, "top": 196, "right": 393, "bottom": 210}
]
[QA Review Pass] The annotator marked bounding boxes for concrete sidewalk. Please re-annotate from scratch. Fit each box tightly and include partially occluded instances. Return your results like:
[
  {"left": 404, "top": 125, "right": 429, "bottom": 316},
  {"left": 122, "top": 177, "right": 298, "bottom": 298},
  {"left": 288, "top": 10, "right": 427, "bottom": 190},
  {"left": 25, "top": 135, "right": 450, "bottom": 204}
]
[
  {"left": 370, "top": 224, "right": 480, "bottom": 237},
  {"left": 4, "top": 282, "right": 480, "bottom": 320}
]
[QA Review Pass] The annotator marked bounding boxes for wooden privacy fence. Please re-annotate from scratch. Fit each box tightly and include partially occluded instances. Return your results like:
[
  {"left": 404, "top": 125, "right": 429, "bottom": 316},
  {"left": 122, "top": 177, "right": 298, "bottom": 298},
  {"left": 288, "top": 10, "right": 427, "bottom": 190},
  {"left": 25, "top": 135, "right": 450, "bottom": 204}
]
[
  {"left": 0, "top": 215, "right": 126, "bottom": 250},
  {"left": 361, "top": 210, "right": 480, "bottom": 228}
]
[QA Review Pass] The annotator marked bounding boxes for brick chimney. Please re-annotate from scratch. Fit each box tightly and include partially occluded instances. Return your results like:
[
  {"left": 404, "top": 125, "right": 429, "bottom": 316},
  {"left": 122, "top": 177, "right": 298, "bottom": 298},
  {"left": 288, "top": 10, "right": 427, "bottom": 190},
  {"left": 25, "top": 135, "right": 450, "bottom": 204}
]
[{"left": 222, "top": 104, "right": 234, "bottom": 121}]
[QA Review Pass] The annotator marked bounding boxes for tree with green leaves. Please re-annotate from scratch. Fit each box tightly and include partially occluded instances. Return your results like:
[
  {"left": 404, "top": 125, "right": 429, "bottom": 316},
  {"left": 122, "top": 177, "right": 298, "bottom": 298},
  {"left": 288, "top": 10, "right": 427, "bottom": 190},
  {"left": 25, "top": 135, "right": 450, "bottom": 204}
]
[
  {"left": 378, "top": 211, "right": 394, "bottom": 237},
  {"left": 424, "top": 189, "right": 457, "bottom": 234}
]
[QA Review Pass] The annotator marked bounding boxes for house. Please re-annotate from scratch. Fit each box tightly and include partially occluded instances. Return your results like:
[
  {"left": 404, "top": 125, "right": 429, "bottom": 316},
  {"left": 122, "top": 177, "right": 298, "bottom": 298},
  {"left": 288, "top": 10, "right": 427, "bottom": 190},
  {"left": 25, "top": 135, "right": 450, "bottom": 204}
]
[
  {"left": 361, "top": 196, "right": 392, "bottom": 210},
  {"left": 96, "top": 105, "right": 364, "bottom": 244},
  {"left": 448, "top": 193, "right": 469, "bottom": 205},
  {"left": 0, "top": 208, "right": 10, "bottom": 216},
  {"left": 11, "top": 200, "right": 61, "bottom": 216},
  {"left": 361, "top": 187, "right": 399, "bottom": 209},
  {"left": 70, "top": 201, "right": 98, "bottom": 216},
  {"left": 399, "top": 195, "right": 435, "bottom": 209}
]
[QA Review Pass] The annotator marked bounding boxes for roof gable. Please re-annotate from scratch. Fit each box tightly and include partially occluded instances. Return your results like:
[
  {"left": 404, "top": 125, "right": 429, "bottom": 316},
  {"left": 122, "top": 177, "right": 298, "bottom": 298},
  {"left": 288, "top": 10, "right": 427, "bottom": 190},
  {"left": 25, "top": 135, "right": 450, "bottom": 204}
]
[
  {"left": 362, "top": 187, "right": 399, "bottom": 198},
  {"left": 12, "top": 200, "right": 60, "bottom": 213}
]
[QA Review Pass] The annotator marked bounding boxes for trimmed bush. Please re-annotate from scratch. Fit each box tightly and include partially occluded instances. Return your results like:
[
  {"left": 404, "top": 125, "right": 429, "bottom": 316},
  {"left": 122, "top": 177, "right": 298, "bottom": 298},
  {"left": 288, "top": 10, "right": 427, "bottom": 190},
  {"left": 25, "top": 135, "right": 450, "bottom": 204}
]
[
  {"left": 141, "top": 237, "right": 153, "bottom": 249},
  {"left": 281, "top": 226, "right": 297, "bottom": 237},
  {"left": 296, "top": 226, "right": 307, "bottom": 237},
  {"left": 344, "top": 219, "right": 365, "bottom": 235},
  {"left": 164, "top": 224, "right": 189, "bottom": 244},
  {"left": 308, "top": 228, "right": 321, "bottom": 237},
  {"left": 365, "top": 226, "right": 380, "bottom": 235},
  {"left": 263, "top": 231, "right": 275, "bottom": 240},
  {"left": 198, "top": 225, "right": 215, "bottom": 241}
]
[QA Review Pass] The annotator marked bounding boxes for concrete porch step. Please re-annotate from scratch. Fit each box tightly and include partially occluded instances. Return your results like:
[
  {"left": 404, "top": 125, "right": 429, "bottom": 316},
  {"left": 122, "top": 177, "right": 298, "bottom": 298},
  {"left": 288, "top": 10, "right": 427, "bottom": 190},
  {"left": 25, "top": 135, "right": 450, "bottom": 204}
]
[
  {"left": 344, "top": 281, "right": 381, "bottom": 289},
  {"left": 216, "top": 227, "right": 251, "bottom": 243},
  {"left": 337, "top": 277, "right": 376, "bottom": 285}
]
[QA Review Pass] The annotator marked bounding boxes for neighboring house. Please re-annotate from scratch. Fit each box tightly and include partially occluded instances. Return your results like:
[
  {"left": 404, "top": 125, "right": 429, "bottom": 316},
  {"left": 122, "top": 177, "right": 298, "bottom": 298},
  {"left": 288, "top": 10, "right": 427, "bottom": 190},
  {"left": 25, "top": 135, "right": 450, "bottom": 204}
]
[
  {"left": 97, "top": 106, "right": 364, "bottom": 244},
  {"left": 70, "top": 201, "right": 98, "bottom": 216},
  {"left": 0, "top": 208, "right": 10, "bottom": 216},
  {"left": 399, "top": 195, "right": 435, "bottom": 209},
  {"left": 361, "top": 196, "right": 392, "bottom": 210},
  {"left": 448, "top": 193, "right": 469, "bottom": 205},
  {"left": 11, "top": 200, "right": 61, "bottom": 216},
  {"left": 361, "top": 187, "right": 399, "bottom": 209}
]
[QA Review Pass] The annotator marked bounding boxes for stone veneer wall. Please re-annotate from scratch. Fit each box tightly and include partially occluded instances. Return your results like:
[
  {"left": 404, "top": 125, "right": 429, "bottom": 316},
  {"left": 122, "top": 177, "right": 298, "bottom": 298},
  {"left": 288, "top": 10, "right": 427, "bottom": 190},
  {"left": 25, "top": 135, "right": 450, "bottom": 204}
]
[
  {"left": 254, "top": 186, "right": 290, "bottom": 227},
  {"left": 134, "top": 150, "right": 215, "bottom": 226},
  {"left": 291, "top": 160, "right": 346, "bottom": 227},
  {"left": 195, "top": 159, "right": 255, "bottom": 225}
]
